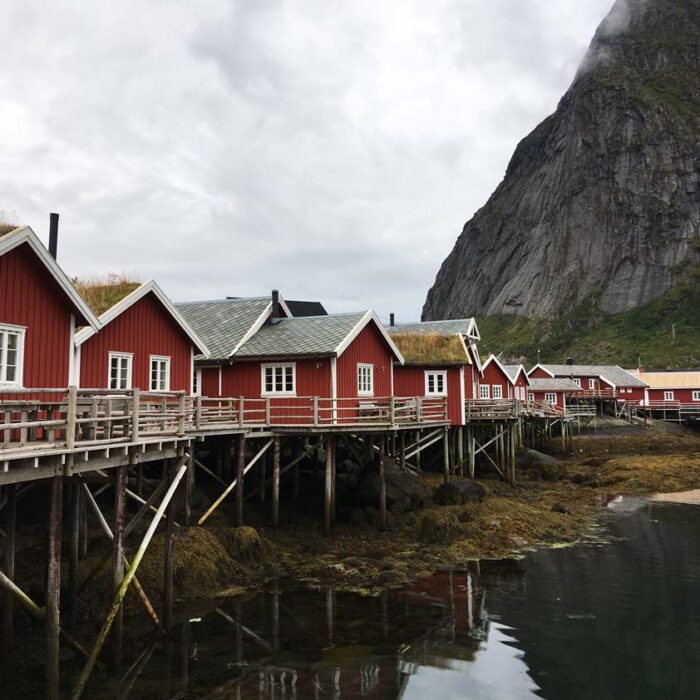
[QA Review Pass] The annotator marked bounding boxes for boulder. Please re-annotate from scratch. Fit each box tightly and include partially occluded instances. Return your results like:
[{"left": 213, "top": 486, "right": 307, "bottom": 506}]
[
  {"left": 434, "top": 479, "right": 485, "bottom": 506},
  {"left": 356, "top": 470, "right": 431, "bottom": 510},
  {"left": 516, "top": 448, "right": 560, "bottom": 467}
]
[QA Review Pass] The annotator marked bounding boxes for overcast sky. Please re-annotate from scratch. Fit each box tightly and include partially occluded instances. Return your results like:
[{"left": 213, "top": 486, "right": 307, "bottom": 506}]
[{"left": 1, "top": 0, "right": 613, "bottom": 323}]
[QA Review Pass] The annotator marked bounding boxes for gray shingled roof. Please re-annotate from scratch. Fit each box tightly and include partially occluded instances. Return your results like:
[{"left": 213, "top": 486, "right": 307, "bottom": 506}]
[
  {"left": 503, "top": 364, "right": 526, "bottom": 383},
  {"left": 538, "top": 364, "right": 647, "bottom": 387},
  {"left": 175, "top": 297, "right": 271, "bottom": 360},
  {"left": 529, "top": 377, "right": 582, "bottom": 392},
  {"left": 236, "top": 313, "right": 367, "bottom": 358},
  {"left": 389, "top": 319, "right": 475, "bottom": 335}
]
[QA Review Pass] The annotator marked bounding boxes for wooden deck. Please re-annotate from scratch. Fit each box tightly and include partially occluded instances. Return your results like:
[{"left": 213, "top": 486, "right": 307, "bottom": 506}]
[{"left": 465, "top": 398, "right": 566, "bottom": 421}]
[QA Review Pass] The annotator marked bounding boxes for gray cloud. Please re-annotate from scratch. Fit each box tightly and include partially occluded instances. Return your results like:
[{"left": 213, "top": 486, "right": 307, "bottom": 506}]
[{"left": 0, "top": 0, "right": 613, "bottom": 321}]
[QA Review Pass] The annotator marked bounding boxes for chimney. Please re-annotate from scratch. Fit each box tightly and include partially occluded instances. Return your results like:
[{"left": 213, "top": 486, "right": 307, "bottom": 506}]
[
  {"left": 566, "top": 357, "right": 574, "bottom": 366},
  {"left": 389, "top": 313, "right": 395, "bottom": 327},
  {"left": 271, "top": 289, "right": 280, "bottom": 324},
  {"left": 48, "top": 213, "right": 59, "bottom": 260}
]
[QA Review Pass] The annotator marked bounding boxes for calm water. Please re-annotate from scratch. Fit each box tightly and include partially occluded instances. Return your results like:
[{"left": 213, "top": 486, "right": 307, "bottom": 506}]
[{"left": 71, "top": 498, "right": 700, "bottom": 698}]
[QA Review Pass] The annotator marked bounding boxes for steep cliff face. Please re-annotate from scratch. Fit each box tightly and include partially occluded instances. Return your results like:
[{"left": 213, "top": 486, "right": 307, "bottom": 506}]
[{"left": 423, "top": 0, "right": 700, "bottom": 321}]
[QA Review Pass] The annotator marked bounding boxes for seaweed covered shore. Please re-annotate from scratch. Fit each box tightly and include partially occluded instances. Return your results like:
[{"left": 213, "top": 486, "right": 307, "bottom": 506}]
[{"left": 116, "top": 420, "right": 700, "bottom": 605}]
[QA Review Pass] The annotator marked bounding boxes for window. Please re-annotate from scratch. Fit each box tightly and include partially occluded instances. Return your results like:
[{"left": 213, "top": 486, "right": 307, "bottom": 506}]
[
  {"left": 150, "top": 356, "right": 171, "bottom": 392},
  {"left": 479, "top": 384, "right": 490, "bottom": 399},
  {"left": 588, "top": 379, "right": 595, "bottom": 390},
  {"left": 357, "top": 363, "right": 374, "bottom": 396},
  {"left": 425, "top": 370, "right": 447, "bottom": 396},
  {"left": 108, "top": 352, "right": 132, "bottom": 390},
  {"left": 0, "top": 324, "right": 25, "bottom": 387},
  {"left": 492, "top": 385, "right": 503, "bottom": 399},
  {"left": 573, "top": 378, "right": 581, "bottom": 388},
  {"left": 692, "top": 391, "right": 700, "bottom": 401},
  {"left": 527, "top": 392, "right": 534, "bottom": 401},
  {"left": 664, "top": 391, "right": 675, "bottom": 401},
  {"left": 262, "top": 363, "right": 296, "bottom": 396},
  {"left": 545, "top": 392, "right": 557, "bottom": 405},
  {"left": 192, "top": 368, "right": 201, "bottom": 397}
]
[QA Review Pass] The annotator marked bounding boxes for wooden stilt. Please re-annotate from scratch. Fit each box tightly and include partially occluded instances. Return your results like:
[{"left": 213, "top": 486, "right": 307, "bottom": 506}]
[
  {"left": 468, "top": 427, "right": 476, "bottom": 479},
  {"left": 2, "top": 483, "right": 16, "bottom": 650},
  {"left": 112, "top": 464, "right": 127, "bottom": 667},
  {"left": 185, "top": 449, "right": 194, "bottom": 527},
  {"left": 443, "top": 428, "right": 450, "bottom": 483},
  {"left": 379, "top": 435, "right": 387, "bottom": 531},
  {"left": 258, "top": 443, "right": 266, "bottom": 503},
  {"left": 330, "top": 437, "right": 336, "bottom": 524},
  {"left": 399, "top": 431, "right": 406, "bottom": 471},
  {"left": 415, "top": 430, "right": 422, "bottom": 470},
  {"left": 272, "top": 436, "right": 280, "bottom": 527},
  {"left": 457, "top": 426, "right": 464, "bottom": 477},
  {"left": 324, "top": 435, "right": 333, "bottom": 536},
  {"left": 68, "top": 480, "right": 80, "bottom": 631},
  {"left": 136, "top": 463, "right": 144, "bottom": 497},
  {"left": 80, "top": 491, "right": 88, "bottom": 559},
  {"left": 46, "top": 475, "right": 63, "bottom": 700},
  {"left": 163, "top": 459, "right": 175, "bottom": 631},
  {"left": 236, "top": 434, "right": 246, "bottom": 527}
]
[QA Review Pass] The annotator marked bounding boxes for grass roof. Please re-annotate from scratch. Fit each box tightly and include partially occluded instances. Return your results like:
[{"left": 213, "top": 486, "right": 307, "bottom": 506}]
[
  {"left": 73, "top": 273, "right": 142, "bottom": 316},
  {"left": 0, "top": 210, "right": 18, "bottom": 237},
  {"left": 391, "top": 332, "right": 469, "bottom": 364}
]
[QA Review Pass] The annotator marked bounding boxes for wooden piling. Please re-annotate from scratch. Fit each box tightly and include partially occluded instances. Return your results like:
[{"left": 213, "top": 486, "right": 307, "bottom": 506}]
[
  {"left": 272, "top": 436, "right": 280, "bottom": 527},
  {"left": 46, "top": 475, "right": 63, "bottom": 700},
  {"left": 324, "top": 436, "right": 333, "bottom": 536},
  {"left": 67, "top": 480, "right": 80, "bottom": 632},
  {"left": 236, "top": 434, "right": 246, "bottom": 527},
  {"left": 2, "top": 483, "right": 16, "bottom": 649},
  {"left": 163, "top": 459, "right": 175, "bottom": 631},
  {"left": 330, "top": 436, "right": 336, "bottom": 524},
  {"left": 468, "top": 427, "right": 476, "bottom": 479},
  {"left": 399, "top": 431, "right": 406, "bottom": 470},
  {"left": 185, "top": 449, "right": 194, "bottom": 526},
  {"left": 379, "top": 435, "right": 387, "bottom": 531},
  {"left": 443, "top": 428, "right": 450, "bottom": 483},
  {"left": 112, "top": 464, "right": 127, "bottom": 667},
  {"left": 457, "top": 426, "right": 464, "bottom": 477}
]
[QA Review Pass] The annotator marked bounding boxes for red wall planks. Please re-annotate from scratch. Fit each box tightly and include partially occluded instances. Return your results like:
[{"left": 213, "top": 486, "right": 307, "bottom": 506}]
[
  {"left": 0, "top": 243, "right": 74, "bottom": 387},
  {"left": 337, "top": 323, "right": 393, "bottom": 399},
  {"left": 79, "top": 292, "right": 192, "bottom": 391},
  {"left": 394, "top": 365, "right": 464, "bottom": 425},
  {"left": 480, "top": 361, "right": 512, "bottom": 399}
]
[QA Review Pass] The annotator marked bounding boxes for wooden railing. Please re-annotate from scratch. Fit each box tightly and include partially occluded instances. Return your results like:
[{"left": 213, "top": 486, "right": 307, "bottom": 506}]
[{"left": 0, "top": 389, "right": 449, "bottom": 454}]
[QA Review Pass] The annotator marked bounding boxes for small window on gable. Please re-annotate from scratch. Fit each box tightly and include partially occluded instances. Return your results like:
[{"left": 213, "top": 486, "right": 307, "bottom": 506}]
[
  {"left": 573, "top": 378, "right": 581, "bottom": 388},
  {"left": 109, "top": 352, "right": 133, "bottom": 391},
  {"left": 0, "top": 324, "right": 25, "bottom": 387},
  {"left": 545, "top": 392, "right": 557, "bottom": 405},
  {"left": 150, "top": 356, "right": 171, "bottom": 392},
  {"left": 262, "top": 363, "right": 296, "bottom": 396},
  {"left": 425, "top": 370, "right": 447, "bottom": 396},
  {"left": 492, "top": 385, "right": 503, "bottom": 399},
  {"left": 479, "top": 384, "right": 490, "bottom": 399},
  {"left": 357, "top": 363, "right": 374, "bottom": 396}
]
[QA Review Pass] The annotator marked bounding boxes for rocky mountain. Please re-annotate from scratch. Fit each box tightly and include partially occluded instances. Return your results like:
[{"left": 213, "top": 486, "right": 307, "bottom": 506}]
[{"left": 423, "top": 0, "right": 700, "bottom": 322}]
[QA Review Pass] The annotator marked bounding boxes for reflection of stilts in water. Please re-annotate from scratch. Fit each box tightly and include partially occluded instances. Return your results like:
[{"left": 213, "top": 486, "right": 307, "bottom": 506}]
[
  {"left": 326, "top": 588, "right": 335, "bottom": 644},
  {"left": 360, "top": 662, "right": 380, "bottom": 695},
  {"left": 258, "top": 668, "right": 299, "bottom": 700}
]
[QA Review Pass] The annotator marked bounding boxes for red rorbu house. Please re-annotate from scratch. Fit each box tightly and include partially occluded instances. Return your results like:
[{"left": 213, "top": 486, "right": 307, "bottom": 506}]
[
  {"left": 387, "top": 318, "right": 482, "bottom": 426},
  {"left": 527, "top": 377, "right": 582, "bottom": 411},
  {"left": 0, "top": 226, "right": 99, "bottom": 390},
  {"left": 74, "top": 280, "right": 210, "bottom": 393},
  {"left": 479, "top": 355, "right": 522, "bottom": 401},
  {"left": 629, "top": 369, "right": 700, "bottom": 407},
  {"left": 177, "top": 292, "right": 414, "bottom": 426},
  {"left": 527, "top": 364, "right": 647, "bottom": 404},
  {"left": 503, "top": 364, "right": 530, "bottom": 401}
]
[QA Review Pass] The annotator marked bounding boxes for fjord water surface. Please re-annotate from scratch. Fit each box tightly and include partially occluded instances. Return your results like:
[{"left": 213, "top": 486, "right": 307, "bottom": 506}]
[{"left": 95, "top": 497, "right": 700, "bottom": 699}]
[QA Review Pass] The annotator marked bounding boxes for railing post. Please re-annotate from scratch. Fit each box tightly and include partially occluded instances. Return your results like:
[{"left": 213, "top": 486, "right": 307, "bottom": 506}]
[
  {"left": 265, "top": 397, "right": 271, "bottom": 426},
  {"left": 313, "top": 397, "right": 319, "bottom": 427},
  {"left": 131, "top": 388, "right": 141, "bottom": 442},
  {"left": 195, "top": 395, "right": 202, "bottom": 430},
  {"left": 415, "top": 396, "right": 422, "bottom": 424},
  {"left": 66, "top": 386, "right": 78, "bottom": 449},
  {"left": 177, "top": 392, "right": 186, "bottom": 436},
  {"left": 389, "top": 396, "right": 395, "bottom": 425},
  {"left": 239, "top": 396, "right": 245, "bottom": 427}
]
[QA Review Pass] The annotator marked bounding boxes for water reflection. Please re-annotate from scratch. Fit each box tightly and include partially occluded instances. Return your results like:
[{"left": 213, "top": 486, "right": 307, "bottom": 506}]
[{"left": 88, "top": 497, "right": 700, "bottom": 700}]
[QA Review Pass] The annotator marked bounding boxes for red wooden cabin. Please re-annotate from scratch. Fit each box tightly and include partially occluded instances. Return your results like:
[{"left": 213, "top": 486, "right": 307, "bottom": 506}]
[
  {"left": 630, "top": 369, "right": 700, "bottom": 406},
  {"left": 387, "top": 319, "right": 482, "bottom": 426},
  {"left": 503, "top": 364, "right": 529, "bottom": 401},
  {"left": 178, "top": 294, "right": 413, "bottom": 425},
  {"left": 0, "top": 226, "right": 98, "bottom": 389},
  {"left": 75, "top": 281, "right": 209, "bottom": 393},
  {"left": 479, "top": 355, "right": 519, "bottom": 400},
  {"left": 528, "top": 364, "right": 647, "bottom": 403},
  {"left": 527, "top": 377, "right": 581, "bottom": 410}
]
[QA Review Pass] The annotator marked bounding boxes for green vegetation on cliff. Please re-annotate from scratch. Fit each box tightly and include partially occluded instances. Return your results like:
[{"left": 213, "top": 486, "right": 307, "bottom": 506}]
[{"left": 478, "top": 264, "right": 700, "bottom": 368}]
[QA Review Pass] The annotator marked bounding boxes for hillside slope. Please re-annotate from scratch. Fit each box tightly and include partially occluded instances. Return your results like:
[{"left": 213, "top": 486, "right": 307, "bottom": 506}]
[{"left": 423, "top": 0, "right": 700, "bottom": 321}]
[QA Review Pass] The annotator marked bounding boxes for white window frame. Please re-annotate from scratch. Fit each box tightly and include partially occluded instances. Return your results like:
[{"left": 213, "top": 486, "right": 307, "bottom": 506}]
[
  {"left": 192, "top": 367, "right": 202, "bottom": 397},
  {"left": 693, "top": 391, "right": 700, "bottom": 402},
  {"left": 108, "top": 352, "right": 133, "bottom": 391},
  {"left": 425, "top": 370, "right": 447, "bottom": 397},
  {"left": 527, "top": 392, "right": 534, "bottom": 401},
  {"left": 664, "top": 391, "right": 675, "bottom": 401},
  {"left": 479, "top": 384, "right": 490, "bottom": 399},
  {"left": 149, "top": 355, "right": 171, "bottom": 392},
  {"left": 588, "top": 378, "right": 595, "bottom": 390},
  {"left": 357, "top": 363, "right": 374, "bottom": 396},
  {"left": 573, "top": 378, "right": 581, "bottom": 388},
  {"left": 545, "top": 392, "right": 557, "bottom": 405},
  {"left": 0, "top": 323, "right": 26, "bottom": 387},
  {"left": 492, "top": 385, "right": 503, "bottom": 399},
  {"left": 261, "top": 363, "right": 296, "bottom": 396}
]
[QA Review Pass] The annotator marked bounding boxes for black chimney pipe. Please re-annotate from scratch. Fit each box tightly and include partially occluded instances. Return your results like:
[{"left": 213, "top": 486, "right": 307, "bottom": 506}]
[
  {"left": 271, "top": 289, "right": 280, "bottom": 324},
  {"left": 48, "top": 213, "right": 59, "bottom": 260},
  {"left": 389, "top": 313, "right": 395, "bottom": 327}
]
